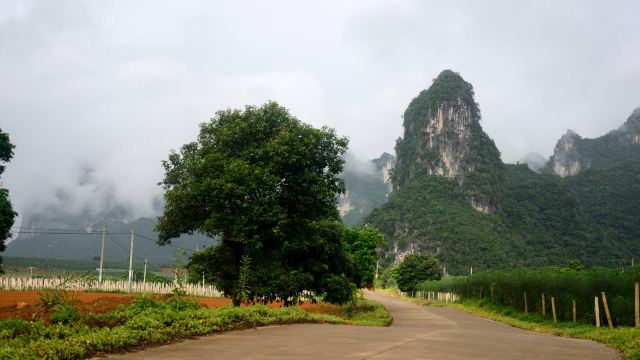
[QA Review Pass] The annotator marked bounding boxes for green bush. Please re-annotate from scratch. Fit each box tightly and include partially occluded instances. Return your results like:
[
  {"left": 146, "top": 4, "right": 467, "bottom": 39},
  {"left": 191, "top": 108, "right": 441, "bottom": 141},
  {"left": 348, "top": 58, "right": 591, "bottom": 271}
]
[
  {"left": 50, "top": 305, "right": 80, "bottom": 324},
  {"left": 397, "top": 254, "right": 441, "bottom": 293}
]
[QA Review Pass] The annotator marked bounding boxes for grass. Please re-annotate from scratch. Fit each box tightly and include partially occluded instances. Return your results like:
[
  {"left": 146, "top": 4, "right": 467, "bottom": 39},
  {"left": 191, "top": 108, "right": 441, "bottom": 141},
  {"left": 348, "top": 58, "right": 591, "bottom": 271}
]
[
  {"left": 0, "top": 293, "right": 391, "bottom": 359},
  {"left": 449, "top": 299, "right": 640, "bottom": 360},
  {"left": 337, "top": 298, "right": 392, "bottom": 326}
]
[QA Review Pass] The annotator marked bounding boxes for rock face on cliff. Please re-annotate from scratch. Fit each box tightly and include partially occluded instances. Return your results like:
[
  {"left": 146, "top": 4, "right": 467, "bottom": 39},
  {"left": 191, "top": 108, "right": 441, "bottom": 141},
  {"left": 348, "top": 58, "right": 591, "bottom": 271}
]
[
  {"left": 393, "top": 70, "right": 503, "bottom": 212},
  {"left": 548, "top": 130, "right": 584, "bottom": 176},
  {"left": 371, "top": 152, "right": 395, "bottom": 192},
  {"left": 547, "top": 108, "right": 640, "bottom": 176}
]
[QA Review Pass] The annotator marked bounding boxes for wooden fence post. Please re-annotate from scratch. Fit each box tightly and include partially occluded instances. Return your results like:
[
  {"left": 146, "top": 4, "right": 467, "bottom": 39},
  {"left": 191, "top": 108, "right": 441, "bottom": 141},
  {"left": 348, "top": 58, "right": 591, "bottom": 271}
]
[
  {"left": 490, "top": 285, "right": 494, "bottom": 302},
  {"left": 551, "top": 297, "right": 557, "bottom": 323},
  {"left": 572, "top": 299, "right": 576, "bottom": 323},
  {"left": 541, "top": 292, "right": 546, "bottom": 316},
  {"left": 595, "top": 296, "right": 600, "bottom": 328},
  {"left": 635, "top": 282, "right": 639, "bottom": 327},
  {"left": 524, "top": 292, "right": 528, "bottom": 314},
  {"left": 601, "top": 292, "right": 613, "bottom": 330}
]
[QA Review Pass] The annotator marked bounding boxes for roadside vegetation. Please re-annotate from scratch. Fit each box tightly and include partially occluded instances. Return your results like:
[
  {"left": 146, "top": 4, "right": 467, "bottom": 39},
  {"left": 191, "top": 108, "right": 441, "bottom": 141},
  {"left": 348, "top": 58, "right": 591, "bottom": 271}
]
[
  {"left": 450, "top": 300, "right": 640, "bottom": 360},
  {"left": 381, "top": 262, "right": 640, "bottom": 359},
  {"left": 0, "top": 292, "right": 391, "bottom": 360},
  {"left": 416, "top": 263, "right": 640, "bottom": 326}
]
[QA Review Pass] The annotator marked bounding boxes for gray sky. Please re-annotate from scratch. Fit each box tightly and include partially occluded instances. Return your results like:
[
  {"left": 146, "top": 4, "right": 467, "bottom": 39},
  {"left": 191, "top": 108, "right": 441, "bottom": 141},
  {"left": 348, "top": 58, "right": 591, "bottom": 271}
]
[{"left": 1, "top": 0, "right": 639, "bottom": 222}]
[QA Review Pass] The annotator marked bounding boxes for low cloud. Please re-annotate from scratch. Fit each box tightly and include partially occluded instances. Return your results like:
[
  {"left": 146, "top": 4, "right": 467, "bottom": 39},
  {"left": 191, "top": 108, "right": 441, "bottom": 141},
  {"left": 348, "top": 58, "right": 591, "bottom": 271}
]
[{"left": 1, "top": 0, "right": 638, "bottom": 231}]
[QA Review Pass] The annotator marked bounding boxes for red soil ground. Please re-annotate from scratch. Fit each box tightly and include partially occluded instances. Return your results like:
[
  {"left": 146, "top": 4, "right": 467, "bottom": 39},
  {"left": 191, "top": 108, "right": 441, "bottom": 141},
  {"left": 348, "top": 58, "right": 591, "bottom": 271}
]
[{"left": 0, "top": 290, "right": 342, "bottom": 323}]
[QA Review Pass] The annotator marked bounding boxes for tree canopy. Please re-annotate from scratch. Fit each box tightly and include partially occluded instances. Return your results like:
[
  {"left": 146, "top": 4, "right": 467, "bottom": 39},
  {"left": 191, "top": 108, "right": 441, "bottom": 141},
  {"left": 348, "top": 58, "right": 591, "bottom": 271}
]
[
  {"left": 397, "top": 254, "right": 442, "bottom": 293},
  {"left": 157, "top": 102, "right": 353, "bottom": 305},
  {"left": 342, "top": 226, "right": 385, "bottom": 289},
  {"left": 0, "top": 128, "right": 16, "bottom": 274}
]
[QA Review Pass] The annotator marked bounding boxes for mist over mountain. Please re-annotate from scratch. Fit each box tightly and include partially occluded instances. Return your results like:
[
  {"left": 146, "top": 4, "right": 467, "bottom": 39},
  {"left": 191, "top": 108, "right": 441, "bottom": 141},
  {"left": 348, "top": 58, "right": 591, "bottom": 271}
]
[
  {"left": 4, "top": 164, "right": 214, "bottom": 264},
  {"left": 340, "top": 152, "right": 394, "bottom": 225},
  {"left": 519, "top": 152, "right": 546, "bottom": 172}
]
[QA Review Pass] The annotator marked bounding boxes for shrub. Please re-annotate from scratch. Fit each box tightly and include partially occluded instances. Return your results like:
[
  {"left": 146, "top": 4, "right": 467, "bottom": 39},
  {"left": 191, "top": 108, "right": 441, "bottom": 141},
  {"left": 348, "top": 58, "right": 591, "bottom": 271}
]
[
  {"left": 50, "top": 305, "right": 81, "bottom": 325},
  {"left": 397, "top": 254, "right": 441, "bottom": 293}
]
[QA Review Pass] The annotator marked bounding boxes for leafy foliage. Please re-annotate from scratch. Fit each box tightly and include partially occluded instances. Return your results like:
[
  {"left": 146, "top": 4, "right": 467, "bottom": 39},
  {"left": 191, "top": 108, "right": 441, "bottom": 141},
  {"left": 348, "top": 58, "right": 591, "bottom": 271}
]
[
  {"left": 396, "top": 254, "right": 442, "bottom": 293},
  {"left": 379, "top": 264, "right": 400, "bottom": 289},
  {"left": 342, "top": 226, "right": 384, "bottom": 289},
  {"left": 0, "top": 128, "right": 16, "bottom": 274},
  {"left": 159, "top": 102, "right": 354, "bottom": 304}
]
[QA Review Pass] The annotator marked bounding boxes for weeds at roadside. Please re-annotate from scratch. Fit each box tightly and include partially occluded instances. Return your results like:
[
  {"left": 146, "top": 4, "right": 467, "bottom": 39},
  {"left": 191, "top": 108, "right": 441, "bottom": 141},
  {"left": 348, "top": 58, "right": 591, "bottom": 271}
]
[
  {"left": 447, "top": 299, "right": 640, "bottom": 360},
  {"left": 0, "top": 291, "right": 391, "bottom": 359}
]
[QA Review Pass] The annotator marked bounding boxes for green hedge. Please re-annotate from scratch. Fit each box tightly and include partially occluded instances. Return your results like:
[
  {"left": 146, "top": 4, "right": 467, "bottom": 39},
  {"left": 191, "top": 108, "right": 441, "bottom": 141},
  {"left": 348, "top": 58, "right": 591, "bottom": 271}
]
[{"left": 417, "top": 266, "right": 640, "bottom": 326}]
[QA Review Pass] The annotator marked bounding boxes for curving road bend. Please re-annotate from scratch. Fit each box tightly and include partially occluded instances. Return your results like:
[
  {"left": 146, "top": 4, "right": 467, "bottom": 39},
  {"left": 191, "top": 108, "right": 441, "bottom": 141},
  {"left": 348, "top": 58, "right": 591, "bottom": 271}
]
[{"left": 102, "top": 290, "right": 619, "bottom": 359}]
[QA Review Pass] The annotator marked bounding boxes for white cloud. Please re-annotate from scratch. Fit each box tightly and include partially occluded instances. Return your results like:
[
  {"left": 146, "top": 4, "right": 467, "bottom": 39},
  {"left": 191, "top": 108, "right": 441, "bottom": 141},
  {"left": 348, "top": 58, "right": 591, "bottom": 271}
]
[{"left": 1, "top": 0, "right": 639, "bottom": 223}]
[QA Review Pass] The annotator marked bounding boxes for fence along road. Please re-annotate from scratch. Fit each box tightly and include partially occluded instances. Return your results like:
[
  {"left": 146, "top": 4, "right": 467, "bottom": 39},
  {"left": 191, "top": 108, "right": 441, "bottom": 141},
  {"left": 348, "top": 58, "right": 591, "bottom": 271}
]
[{"left": 103, "top": 290, "right": 618, "bottom": 360}]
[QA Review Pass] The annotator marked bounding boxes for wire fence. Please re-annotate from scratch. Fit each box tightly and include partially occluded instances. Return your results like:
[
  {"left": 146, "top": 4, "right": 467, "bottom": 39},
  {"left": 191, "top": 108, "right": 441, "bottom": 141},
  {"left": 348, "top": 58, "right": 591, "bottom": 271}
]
[{"left": 0, "top": 276, "right": 222, "bottom": 298}]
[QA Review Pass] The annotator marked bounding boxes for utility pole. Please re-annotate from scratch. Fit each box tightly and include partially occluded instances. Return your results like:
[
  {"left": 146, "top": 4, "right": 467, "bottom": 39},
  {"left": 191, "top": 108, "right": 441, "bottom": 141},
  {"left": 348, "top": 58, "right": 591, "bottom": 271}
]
[
  {"left": 27, "top": 266, "right": 35, "bottom": 278},
  {"left": 99, "top": 226, "right": 106, "bottom": 283},
  {"left": 202, "top": 272, "right": 205, "bottom": 287},
  {"left": 127, "top": 226, "right": 135, "bottom": 293},
  {"left": 143, "top": 258, "right": 148, "bottom": 284}
]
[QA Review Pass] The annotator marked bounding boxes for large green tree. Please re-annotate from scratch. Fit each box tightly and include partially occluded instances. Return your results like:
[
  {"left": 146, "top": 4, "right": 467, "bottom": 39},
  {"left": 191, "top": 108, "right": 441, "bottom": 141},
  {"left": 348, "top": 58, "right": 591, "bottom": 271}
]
[
  {"left": 158, "top": 102, "right": 353, "bottom": 305},
  {"left": 0, "top": 129, "right": 16, "bottom": 274},
  {"left": 342, "top": 226, "right": 385, "bottom": 289},
  {"left": 397, "top": 254, "right": 442, "bottom": 293}
]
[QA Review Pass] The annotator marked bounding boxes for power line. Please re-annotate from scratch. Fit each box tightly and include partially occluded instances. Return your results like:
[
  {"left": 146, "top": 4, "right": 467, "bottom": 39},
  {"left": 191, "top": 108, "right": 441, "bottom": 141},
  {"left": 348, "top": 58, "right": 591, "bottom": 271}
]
[
  {"left": 134, "top": 232, "right": 199, "bottom": 253},
  {"left": 15, "top": 227, "right": 100, "bottom": 232},
  {"left": 14, "top": 229, "right": 132, "bottom": 235},
  {"left": 105, "top": 233, "right": 146, "bottom": 263},
  {"left": 12, "top": 226, "right": 204, "bottom": 254},
  {"left": 14, "top": 231, "right": 103, "bottom": 235}
]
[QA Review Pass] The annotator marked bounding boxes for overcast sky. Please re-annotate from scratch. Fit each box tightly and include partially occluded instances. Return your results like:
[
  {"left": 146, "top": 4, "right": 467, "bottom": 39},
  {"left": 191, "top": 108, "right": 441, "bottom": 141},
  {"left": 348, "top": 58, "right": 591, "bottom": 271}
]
[{"left": 1, "top": 0, "right": 639, "bottom": 222}]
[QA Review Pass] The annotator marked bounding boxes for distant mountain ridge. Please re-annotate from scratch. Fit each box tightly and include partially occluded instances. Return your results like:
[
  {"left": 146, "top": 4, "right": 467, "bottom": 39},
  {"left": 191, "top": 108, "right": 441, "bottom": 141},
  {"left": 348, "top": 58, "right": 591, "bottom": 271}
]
[
  {"left": 6, "top": 215, "right": 216, "bottom": 265},
  {"left": 545, "top": 108, "right": 640, "bottom": 176}
]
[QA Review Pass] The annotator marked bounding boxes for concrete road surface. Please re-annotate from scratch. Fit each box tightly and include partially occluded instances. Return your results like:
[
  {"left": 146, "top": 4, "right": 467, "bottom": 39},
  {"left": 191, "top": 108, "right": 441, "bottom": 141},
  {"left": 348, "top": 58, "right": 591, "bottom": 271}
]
[{"left": 102, "top": 290, "right": 619, "bottom": 360}]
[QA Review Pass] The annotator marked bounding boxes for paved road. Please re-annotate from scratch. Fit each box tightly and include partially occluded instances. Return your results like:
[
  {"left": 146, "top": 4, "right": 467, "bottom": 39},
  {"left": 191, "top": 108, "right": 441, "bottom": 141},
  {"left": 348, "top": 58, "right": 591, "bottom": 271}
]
[{"left": 103, "top": 291, "right": 619, "bottom": 360}]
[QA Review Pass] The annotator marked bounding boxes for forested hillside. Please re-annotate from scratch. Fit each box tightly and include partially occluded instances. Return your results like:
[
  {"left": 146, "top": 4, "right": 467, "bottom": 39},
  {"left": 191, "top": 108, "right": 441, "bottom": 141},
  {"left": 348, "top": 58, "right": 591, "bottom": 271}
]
[{"left": 366, "top": 70, "right": 640, "bottom": 274}]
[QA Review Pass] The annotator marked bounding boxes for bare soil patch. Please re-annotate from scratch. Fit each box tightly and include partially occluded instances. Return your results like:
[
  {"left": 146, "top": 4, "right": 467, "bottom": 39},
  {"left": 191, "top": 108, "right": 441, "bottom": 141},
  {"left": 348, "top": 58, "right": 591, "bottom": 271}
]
[{"left": 0, "top": 290, "right": 342, "bottom": 322}]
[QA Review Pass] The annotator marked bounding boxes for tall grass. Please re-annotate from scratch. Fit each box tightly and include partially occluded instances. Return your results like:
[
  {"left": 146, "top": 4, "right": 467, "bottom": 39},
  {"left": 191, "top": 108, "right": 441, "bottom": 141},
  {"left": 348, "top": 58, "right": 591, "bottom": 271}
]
[{"left": 417, "top": 266, "right": 640, "bottom": 326}]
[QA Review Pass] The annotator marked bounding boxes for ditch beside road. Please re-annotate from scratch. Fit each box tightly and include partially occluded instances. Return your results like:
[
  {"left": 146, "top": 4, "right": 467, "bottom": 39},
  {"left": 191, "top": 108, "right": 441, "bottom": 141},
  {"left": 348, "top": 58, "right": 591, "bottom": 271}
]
[{"left": 103, "top": 290, "right": 619, "bottom": 359}]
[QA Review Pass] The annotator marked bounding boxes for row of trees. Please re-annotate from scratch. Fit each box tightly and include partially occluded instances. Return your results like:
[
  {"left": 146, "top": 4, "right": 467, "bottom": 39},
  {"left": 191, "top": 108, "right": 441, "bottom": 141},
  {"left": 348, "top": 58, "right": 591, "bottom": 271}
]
[{"left": 156, "top": 102, "right": 384, "bottom": 305}]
